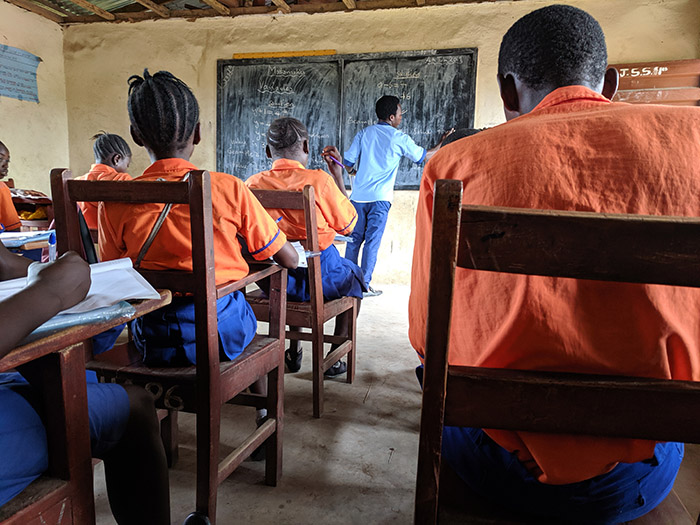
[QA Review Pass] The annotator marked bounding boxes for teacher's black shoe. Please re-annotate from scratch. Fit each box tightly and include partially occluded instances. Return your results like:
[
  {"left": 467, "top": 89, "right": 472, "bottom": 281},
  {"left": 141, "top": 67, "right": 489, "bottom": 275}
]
[
  {"left": 363, "top": 286, "right": 383, "bottom": 298},
  {"left": 183, "top": 512, "right": 211, "bottom": 525},
  {"left": 285, "top": 347, "right": 303, "bottom": 373}
]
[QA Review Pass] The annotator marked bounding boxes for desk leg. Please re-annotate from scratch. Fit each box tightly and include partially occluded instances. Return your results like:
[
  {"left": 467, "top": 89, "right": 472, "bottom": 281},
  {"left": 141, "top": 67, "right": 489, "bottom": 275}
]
[{"left": 18, "top": 343, "right": 96, "bottom": 524}]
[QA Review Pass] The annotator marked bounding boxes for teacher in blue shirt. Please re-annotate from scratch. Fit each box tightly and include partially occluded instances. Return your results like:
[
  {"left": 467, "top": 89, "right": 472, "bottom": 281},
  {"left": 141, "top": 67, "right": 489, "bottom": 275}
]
[{"left": 342, "top": 95, "right": 453, "bottom": 296}]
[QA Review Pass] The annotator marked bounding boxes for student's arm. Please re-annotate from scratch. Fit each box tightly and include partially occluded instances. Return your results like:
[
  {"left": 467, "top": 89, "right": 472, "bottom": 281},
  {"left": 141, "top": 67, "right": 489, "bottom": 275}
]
[
  {"left": 0, "top": 248, "right": 90, "bottom": 359},
  {"left": 423, "top": 128, "right": 456, "bottom": 162},
  {"left": 321, "top": 145, "right": 349, "bottom": 198},
  {"left": 271, "top": 242, "right": 299, "bottom": 269},
  {"left": 318, "top": 177, "right": 357, "bottom": 237},
  {"left": 341, "top": 130, "right": 363, "bottom": 175},
  {"left": 0, "top": 242, "right": 31, "bottom": 281}
]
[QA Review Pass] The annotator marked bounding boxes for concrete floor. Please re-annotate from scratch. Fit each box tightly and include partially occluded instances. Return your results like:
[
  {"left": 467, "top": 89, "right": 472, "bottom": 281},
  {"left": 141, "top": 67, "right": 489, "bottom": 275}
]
[{"left": 93, "top": 284, "right": 700, "bottom": 524}]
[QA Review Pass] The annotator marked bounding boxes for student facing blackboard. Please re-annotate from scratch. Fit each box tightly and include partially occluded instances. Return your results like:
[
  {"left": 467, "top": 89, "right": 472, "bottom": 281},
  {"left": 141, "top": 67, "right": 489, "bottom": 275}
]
[{"left": 341, "top": 95, "right": 454, "bottom": 296}]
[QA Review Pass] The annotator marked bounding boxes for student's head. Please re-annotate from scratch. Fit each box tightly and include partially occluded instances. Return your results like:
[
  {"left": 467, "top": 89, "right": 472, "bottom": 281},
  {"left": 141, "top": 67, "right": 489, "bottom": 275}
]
[
  {"left": 265, "top": 117, "right": 310, "bottom": 167},
  {"left": 376, "top": 95, "right": 402, "bottom": 128},
  {"left": 0, "top": 141, "right": 8, "bottom": 180},
  {"left": 127, "top": 69, "right": 200, "bottom": 161},
  {"left": 497, "top": 5, "right": 618, "bottom": 120},
  {"left": 92, "top": 131, "right": 132, "bottom": 173}
]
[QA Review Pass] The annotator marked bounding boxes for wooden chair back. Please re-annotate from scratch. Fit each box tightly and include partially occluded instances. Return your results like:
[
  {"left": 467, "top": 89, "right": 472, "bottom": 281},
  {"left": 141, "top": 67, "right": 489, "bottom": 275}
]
[
  {"left": 51, "top": 168, "right": 287, "bottom": 522},
  {"left": 415, "top": 179, "right": 700, "bottom": 524}
]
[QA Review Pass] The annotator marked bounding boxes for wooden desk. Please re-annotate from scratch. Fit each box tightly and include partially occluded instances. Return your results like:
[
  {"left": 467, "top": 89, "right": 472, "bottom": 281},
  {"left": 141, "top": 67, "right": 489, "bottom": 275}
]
[{"left": 0, "top": 290, "right": 172, "bottom": 525}]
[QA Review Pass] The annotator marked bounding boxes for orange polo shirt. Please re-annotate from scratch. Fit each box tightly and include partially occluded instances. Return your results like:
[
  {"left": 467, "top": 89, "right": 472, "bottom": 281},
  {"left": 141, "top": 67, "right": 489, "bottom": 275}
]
[
  {"left": 99, "top": 158, "right": 287, "bottom": 285},
  {"left": 409, "top": 86, "right": 700, "bottom": 485},
  {"left": 246, "top": 159, "right": 356, "bottom": 250},
  {"left": 0, "top": 182, "right": 20, "bottom": 231},
  {"left": 77, "top": 164, "right": 132, "bottom": 230}
]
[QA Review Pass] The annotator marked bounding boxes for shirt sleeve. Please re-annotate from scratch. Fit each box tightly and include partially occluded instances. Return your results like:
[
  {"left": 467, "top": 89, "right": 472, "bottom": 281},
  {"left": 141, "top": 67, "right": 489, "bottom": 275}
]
[
  {"left": 235, "top": 180, "right": 287, "bottom": 261},
  {"left": 0, "top": 184, "right": 21, "bottom": 231},
  {"left": 343, "top": 130, "right": 363, "bottom": 167},
  {"left": 318, "top": 175, "right": 357, "bottom": 235},
  {"left": 397, "top": 132, "right": 426, "bottom": 164}
]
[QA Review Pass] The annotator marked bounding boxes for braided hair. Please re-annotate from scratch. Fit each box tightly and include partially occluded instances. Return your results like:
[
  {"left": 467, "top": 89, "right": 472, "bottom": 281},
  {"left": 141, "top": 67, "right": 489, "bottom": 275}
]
[
  {"left": 127, "top": 69, "right": 199, "bottom": 154},
  {"left": 91, "top": 131, "right": 131, "bottom": 163},
  {"left": 266, "top": 117, "right": 308, "bottom": 155}
]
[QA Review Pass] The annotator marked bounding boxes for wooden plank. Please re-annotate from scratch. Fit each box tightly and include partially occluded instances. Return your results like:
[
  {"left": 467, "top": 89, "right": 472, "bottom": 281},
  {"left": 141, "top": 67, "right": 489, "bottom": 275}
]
[
  {"left": 416, "top": 0, "right": 425, "bottom": 5},
  {"left": 457, "top": 205, "right": 700, "bottom": 287},
  {"left": 445, "top": 366, "right": 700, "bottom": 443},
  {"left": 612, "top": 59, "right": 700, "bottom": 91},
  {"left": 615, "top": 87, "right": 700, "bottom": 106},
  {"left": 199, "top": 0, "right": 229, "bottom": 14},
  {"left": 65, "top": 0, "right": 116, "bottom": 19},
  {"left": 270, "top": 0, "right": 291, "bottom": 13},
  {"left": 342, "top": 0, "right": 356, "bottom": 8},
  {"left": 131, "top": 0, "right": 170, "bottom": 17},
  {"left": 4, "top": 0, "right": 64, "bottom": 22},
  {"left": 65, "top": 179, "right": 190, "bottom": 204}
]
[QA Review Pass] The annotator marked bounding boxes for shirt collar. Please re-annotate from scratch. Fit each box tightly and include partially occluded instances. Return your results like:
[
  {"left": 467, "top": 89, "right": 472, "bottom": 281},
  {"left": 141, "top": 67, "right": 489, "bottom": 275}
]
[
  {"left": 271, "top": 158, "right": 305, "bottom": 170},
  {"left": 91, "top": 163, "right": 114, "bottom": 173},
  {"left": 141, "top": 158, "right": 198, "bottom": 178},
  {"left": 377, "top": 121, "right": 392, "bottom": 126},
  {"left": 533, "top": 85, "right": 611, "bottom": 112}
]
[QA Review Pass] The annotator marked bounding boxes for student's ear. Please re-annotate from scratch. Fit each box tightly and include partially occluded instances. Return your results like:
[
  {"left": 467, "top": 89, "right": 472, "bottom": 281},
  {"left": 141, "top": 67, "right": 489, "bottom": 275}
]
[
  {"left": 111, "top": 153, "right": 122, "bottom": 166},
  {"left": 192, "top": 122, "right": 201, "bottom": 146},
  {"left": 497, "top": 73, "right": 520, "bottom": 117},
  {"left": 302, "top": 139, "right": 309, "bottom": 155},
  {"left": 601, "top": 67, "right": 619, "bottom": 101},
  {"left": 130, "top": 125, "right": 144, "bottom": 147},
  {"left": 265, "top": 145, "right": 272, "bottom": 159}
]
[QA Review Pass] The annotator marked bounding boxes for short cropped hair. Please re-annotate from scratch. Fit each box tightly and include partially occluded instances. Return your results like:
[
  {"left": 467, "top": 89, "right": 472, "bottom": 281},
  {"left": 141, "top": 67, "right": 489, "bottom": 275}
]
[
  {"left": 91, "top": 131, "right": 131, "bottom": 162},
  {"left": 498, "top": 5, "right": 607, "bottom": 90},
  {"left": 376, "top": 95, "right": 400, "bottom": 120},
  {"left": 266, "top": 117, "right": 308, "bottom": 153},
  {"left": 127, "top": 69, "right": 199, "bottom": 153}
]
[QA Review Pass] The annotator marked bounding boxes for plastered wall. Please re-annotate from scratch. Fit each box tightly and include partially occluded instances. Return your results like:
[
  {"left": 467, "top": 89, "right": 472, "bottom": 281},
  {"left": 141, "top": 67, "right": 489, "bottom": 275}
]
[
  {"left": 0, "top": 1, "right": 68, "bottom": 193},
  {"left": 57, "top": 0, "right": 700, "bottom": 284}
]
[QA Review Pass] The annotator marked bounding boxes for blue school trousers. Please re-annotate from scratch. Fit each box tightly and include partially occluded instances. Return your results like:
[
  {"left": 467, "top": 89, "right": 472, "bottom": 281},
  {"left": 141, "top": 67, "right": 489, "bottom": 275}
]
[
  {"left": 344, "top": 201, "right": 391, "bottom": 288},
  {"left": 0, "top": 371, "right": 130, "bottom": 507},
  {"left": 287, "top": 244, "right": 365, "bottom": 302},
  {"left": 131, "top": 290, "right": 257, "bottom": 366}
]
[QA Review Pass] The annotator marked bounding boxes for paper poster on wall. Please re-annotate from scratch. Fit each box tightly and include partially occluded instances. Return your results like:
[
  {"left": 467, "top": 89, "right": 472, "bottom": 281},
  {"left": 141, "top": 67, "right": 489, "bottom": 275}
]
[{"left": 0, "top": 45, "right": 41, "bottom": 103}]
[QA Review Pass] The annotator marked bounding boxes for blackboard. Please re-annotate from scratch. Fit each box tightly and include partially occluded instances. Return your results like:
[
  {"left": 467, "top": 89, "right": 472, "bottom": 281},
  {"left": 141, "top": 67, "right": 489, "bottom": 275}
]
[{"left": 217, "top": 48, "right": 477, "bottom": 190}]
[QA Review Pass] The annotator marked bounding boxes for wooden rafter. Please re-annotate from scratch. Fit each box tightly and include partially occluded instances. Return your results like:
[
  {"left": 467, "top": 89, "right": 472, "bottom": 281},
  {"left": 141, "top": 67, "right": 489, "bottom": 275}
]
[
  {"left": 6, "top": 0, "right": 64, "bottom": 21},
  {"left": 416, "top": 0, "right": 425, "bottom": 5},
  {"left": 68, "top": 0, "right": 115, "bottom": 19},
  {"left": 342, "top": 0, "right": 356, "bottom": 9},
  {"left": 270, "top": 0, "right": 290, "bottom": 13},
  {"left": 131, "top": 0, "right": 170, "bottom": 16},
  {"left": 200, "top": 0, "right": 229, "bottom": 15},
  {"left": 31, "top": 0, "right": 75, "bottom": 16}
]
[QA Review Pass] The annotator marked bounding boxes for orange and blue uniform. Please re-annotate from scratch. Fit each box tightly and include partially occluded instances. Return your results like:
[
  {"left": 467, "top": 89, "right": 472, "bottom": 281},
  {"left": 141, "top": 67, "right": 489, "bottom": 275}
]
[
  {"left": 247, "top": 159, "right": 365, "bottom": 301},
  {"left": 410, "top": 86, "right": 700, "bottom": 520},
  {"left": 77, "top": 164, "right": 132, "bottom": 230},
  {"left": 0, "top": 182, "right": 21, "bottom": 231},
  {"left": 99, "top": 158, "right": 287, "bottom": 365}
]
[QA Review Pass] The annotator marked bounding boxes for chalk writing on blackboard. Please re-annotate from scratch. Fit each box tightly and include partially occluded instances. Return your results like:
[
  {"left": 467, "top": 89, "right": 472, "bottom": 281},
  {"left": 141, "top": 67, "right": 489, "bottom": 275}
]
[{"left": 0, "top": 45, "right": 41, "bottom": 103}]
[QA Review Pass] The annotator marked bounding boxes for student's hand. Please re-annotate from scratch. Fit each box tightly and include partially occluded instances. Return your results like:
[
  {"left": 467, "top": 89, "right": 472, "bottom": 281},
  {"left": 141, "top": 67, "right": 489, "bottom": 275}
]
[
  {"left": 438, "top": 128, "right": 456, "bottom": 144},
  {"left": 321, "top": 145, "right": 344, "bottom": 178},
  {"left": 26, "top": 252, "right": 91, "bottom": 311}
]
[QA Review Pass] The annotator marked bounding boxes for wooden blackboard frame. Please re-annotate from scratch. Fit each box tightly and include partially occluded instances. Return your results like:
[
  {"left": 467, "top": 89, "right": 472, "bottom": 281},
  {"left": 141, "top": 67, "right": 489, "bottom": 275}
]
[{"left": 217, "top": 47, "right": 477, "bottom": 190}]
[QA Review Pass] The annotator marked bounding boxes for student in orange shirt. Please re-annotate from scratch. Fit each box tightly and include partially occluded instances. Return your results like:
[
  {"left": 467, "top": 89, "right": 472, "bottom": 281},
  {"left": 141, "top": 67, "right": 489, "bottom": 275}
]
[
  {"left": 409, "top": 5, "right": 700, "bottom": 523},
  {"left": 0, "top": 141, "right": 22, "bottom": 231},
  {"left": 77, "top": 132, "right": 133, "bottom": 230},
  {"left": 99, "top": 71, "right": 297, "bottom": 469},
  {"left": 247, "top": 117, "right": 365, "bottom": 377}
]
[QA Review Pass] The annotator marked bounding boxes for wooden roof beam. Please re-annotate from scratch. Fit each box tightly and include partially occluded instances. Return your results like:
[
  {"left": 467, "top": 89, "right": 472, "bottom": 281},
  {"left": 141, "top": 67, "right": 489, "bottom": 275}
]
[
  {"left": 5, "top": 0, "right": 64, "bottom": 22},
  {"left": 342, "top": 0, "right": 356, "bottom": 9},
  {"left": 67, "top": 0, "right": 115, "bottom": 19},
  {"left": 200, "top": 0, "right": 229, "bottom": 15},
  {"left": 131, "top": 0, "right": 170, "bottom": 17},
  {"left": 270, "top": 0, "right": 291, "bottom": 13}
]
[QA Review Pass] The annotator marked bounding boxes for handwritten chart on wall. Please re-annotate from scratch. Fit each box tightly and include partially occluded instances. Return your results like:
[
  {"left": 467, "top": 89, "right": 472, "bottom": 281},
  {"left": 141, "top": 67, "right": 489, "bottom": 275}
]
[{"left": 217, "top": 48, "right": 477, "bottom": 189}]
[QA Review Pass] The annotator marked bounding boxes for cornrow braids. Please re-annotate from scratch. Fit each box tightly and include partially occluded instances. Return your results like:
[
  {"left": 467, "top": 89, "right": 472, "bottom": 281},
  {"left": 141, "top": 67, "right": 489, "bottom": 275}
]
[
  {"left": 91, "top": 131, "right": 132, "bottom": 162},
  {"left": 127, "top": 69, "right": 200, "bottom": 153},
  {"left": 266, "top": 117, "right": 309, "bottom": 153}
]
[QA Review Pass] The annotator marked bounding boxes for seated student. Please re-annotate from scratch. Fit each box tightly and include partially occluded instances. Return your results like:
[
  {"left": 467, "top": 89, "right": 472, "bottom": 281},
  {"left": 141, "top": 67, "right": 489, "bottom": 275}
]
[
  {"left": 77, "top": 131, "right": 133, "bottom": 230},
  {"left": 0, "top": 141, "right": 22, "bottom": 231},
  {"left": 246, "top": 117, "right": 365, "bottom": 377},
  {"left": 409, "top": 5, "right": 700, "bottom": 524},
  {"left": 98, "top": 69, "right": 298, "bottom": 432},
  {"left": 0, "top": 243, "right": 170, "bottom": 525}
]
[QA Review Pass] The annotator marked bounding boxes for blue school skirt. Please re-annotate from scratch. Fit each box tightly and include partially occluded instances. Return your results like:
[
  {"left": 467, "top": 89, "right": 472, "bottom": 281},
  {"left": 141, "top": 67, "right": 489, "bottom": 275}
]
[
  {"left": 131, "top": 290, "right": 257, "bottom": 366},
  {"left": 0, "top": 371, "right": 130, "bottom": 507},
  {"left": 287, "top": 244, "right": 366, "bottom": 302}
]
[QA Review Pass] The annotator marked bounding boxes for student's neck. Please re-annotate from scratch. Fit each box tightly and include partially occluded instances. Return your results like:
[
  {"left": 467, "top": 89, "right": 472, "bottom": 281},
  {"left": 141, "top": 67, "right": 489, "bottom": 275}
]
[
  {"left": 147, "top": 149, "right": 191, "bottom": 163},
  {"left": 272, "top": 154, "right": 307, "bottom": 168}
]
